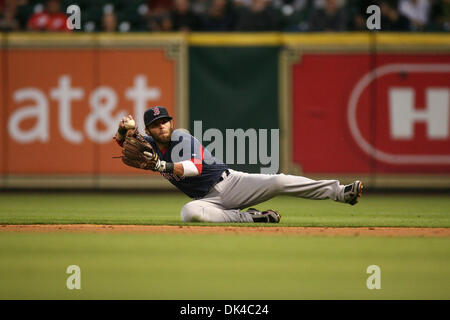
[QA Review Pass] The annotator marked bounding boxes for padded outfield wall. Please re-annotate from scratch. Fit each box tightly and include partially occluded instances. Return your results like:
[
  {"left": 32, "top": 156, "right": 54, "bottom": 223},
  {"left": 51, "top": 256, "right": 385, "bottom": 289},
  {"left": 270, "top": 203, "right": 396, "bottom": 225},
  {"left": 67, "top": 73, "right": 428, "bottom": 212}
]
[{"left": 0, "top": 33, "right": 449, "bottom": 189}]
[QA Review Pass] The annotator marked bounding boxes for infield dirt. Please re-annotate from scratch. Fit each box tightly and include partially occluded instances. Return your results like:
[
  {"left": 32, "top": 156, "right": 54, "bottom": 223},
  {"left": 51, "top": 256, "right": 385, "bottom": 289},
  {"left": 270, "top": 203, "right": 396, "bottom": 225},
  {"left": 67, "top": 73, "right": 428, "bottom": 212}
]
[{"left": 1, "top": 224, "right": 449, "bottom": 237}]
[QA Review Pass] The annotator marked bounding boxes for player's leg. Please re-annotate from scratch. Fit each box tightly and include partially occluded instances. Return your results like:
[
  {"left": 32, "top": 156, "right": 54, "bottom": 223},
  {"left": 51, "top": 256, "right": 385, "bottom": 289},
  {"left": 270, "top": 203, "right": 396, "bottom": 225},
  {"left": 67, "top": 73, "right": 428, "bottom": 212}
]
[
  {"left": 273, "top": 174, "right": 363, "bottom": 204},
  {"left": 218, "top": 170, "right": 361, "bottom": 209},
  {"left": 272, "top": 174, "right": 345, "bottom": 200},
  {"left": 180, "top": 199, "right": 254, "bottom": 223}
]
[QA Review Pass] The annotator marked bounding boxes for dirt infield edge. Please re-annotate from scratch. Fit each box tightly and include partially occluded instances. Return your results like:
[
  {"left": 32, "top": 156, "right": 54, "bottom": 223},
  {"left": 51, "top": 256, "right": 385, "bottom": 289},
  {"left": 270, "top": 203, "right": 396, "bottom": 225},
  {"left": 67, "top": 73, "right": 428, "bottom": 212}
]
[{"left": 0, "top": 224, "right": 449, "bottom": 237}]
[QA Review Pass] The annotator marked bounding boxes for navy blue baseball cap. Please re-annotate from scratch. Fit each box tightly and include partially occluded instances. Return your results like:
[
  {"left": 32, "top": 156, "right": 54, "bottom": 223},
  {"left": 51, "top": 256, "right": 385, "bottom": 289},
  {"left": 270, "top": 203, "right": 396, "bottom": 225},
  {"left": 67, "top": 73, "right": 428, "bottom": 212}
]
[{"left": 144, "top": 106, "right": 173, "bottom": 127}]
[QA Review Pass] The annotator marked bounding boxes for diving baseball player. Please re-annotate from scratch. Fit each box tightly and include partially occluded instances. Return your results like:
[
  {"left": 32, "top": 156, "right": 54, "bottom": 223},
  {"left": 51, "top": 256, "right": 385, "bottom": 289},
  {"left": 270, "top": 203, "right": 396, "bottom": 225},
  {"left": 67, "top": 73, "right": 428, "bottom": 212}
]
[{"left": 115, "top": 106, "right": 363, "bottom": 223}]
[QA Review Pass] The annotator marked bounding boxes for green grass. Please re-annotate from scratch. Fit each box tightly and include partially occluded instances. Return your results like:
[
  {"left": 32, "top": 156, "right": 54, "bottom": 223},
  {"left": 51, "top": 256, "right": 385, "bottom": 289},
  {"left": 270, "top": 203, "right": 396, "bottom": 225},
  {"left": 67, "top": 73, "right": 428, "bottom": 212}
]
[
  {"left": 0, "top": 232, "right": 449, "bottom": 299},
  {"left": 0, "top": 192, "right": 449, "bottom": 299},
  {"left": 0, "top": 193, "right": 449, "bottom": 227}
]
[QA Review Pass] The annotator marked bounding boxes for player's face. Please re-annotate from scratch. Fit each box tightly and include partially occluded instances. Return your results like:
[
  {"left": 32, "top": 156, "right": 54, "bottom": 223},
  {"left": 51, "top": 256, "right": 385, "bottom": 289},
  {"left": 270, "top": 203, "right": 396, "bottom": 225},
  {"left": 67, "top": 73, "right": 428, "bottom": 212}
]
[{"left": 147, "top": 118, "right": 173, "bottom": 144}]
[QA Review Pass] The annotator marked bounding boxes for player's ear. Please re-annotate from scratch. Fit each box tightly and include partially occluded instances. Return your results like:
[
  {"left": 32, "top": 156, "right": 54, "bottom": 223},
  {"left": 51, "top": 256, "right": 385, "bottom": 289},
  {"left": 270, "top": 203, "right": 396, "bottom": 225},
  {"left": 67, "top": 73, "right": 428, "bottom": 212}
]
[{"left": 145, "top": 127, "right": 150, "bottom": 135}]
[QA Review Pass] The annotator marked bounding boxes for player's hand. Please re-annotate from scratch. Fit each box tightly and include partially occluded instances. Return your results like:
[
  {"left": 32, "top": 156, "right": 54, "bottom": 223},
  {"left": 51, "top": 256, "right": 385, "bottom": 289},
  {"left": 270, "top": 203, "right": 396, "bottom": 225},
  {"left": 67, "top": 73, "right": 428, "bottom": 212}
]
[
  {"left": 116, "top": 115, "right": 135, "bottom": 142},
  {"left": 117, "top": 114, "right": 136, "bottom": 139},
  {"left": 143, "top": 151, "right": 163, "bottom": 172},
  {"left": 119, "top": 115, "right": 136, "bottom": 132}
]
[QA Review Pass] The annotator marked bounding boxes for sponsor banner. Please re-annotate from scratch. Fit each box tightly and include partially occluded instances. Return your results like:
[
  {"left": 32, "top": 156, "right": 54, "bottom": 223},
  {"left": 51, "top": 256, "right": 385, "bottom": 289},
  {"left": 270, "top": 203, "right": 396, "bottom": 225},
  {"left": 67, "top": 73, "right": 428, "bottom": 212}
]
[
  {"left": 4, "top": 48, "right": 175, "bottom": 174},
  {"left": 292, "top": 53, "right": 450, "bottom": 174},
  {"left": 292, "top": 54, "right": 373, "bottom": 174},
  {"left": 370, "top": 55, "right": 449, "bottom": 173}
]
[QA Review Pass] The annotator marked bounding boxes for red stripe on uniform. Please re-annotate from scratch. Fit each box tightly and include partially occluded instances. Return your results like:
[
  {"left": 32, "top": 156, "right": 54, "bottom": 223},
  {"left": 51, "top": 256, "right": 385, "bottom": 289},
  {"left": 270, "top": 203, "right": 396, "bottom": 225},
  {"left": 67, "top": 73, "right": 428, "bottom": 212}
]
[{"left": 191, "top": 145, "right": 204, "bottom": 174}]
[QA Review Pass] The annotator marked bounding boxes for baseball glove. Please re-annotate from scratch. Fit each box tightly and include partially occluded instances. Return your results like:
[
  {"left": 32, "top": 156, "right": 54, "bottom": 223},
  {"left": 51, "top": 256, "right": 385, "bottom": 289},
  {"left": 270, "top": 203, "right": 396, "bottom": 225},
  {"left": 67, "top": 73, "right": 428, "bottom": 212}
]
[{"left": 120, "top": 129, "right": 159, "bottom": 171}]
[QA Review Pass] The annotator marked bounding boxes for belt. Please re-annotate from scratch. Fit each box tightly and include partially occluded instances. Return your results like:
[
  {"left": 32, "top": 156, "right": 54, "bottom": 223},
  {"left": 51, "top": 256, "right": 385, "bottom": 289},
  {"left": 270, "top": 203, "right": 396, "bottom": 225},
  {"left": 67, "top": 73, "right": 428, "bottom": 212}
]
[{"left": 197, "top": 170, "right": 230, "bottom": 200}]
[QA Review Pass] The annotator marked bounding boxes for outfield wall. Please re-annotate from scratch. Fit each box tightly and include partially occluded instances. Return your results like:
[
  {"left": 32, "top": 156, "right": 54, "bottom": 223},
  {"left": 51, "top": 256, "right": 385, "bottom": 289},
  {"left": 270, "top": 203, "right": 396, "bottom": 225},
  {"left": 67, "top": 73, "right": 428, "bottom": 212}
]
[{"left": 0, "top": 33, "right": 449, "bottom": 189}]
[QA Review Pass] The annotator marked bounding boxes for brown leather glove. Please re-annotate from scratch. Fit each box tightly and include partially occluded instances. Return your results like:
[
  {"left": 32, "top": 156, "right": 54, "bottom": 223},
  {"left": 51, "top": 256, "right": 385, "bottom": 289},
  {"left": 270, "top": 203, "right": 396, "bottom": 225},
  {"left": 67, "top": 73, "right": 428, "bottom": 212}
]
[{"left": 121, "top": 129, "right": 160, "bottom": 171}]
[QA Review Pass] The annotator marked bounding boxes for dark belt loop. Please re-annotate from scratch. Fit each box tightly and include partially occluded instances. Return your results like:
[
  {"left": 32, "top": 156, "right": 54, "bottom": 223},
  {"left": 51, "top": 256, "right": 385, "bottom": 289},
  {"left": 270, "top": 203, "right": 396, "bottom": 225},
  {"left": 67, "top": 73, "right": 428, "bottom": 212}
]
[
  {"left": 217, "top": 169, "right": 230, "bottom": 183},
  {"left": 206, "top": 169, "right": 230, "bottom": 197}
]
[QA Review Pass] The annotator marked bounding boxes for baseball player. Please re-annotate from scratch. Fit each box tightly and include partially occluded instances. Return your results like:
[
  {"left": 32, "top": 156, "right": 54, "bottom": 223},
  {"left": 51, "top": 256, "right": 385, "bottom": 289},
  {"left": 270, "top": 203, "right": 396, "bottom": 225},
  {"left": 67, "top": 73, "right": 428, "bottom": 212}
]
[{"left": 115, "top": 106, "right": 363, "bottom": 223}]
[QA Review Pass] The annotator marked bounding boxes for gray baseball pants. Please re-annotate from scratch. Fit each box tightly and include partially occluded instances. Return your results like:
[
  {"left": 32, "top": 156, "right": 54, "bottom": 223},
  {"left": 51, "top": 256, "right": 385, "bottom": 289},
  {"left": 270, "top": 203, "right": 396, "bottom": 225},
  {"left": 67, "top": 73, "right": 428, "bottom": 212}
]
[{"left": 181, "top": 169, "right": 346, "bottom": 223}]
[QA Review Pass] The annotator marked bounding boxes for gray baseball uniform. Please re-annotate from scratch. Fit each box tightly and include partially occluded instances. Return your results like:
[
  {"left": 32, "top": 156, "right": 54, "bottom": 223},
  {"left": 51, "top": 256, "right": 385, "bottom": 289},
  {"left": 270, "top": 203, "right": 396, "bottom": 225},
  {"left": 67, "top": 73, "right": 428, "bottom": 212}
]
[{"left": 181, "top": 169, "right": 345, "bottom": 223}]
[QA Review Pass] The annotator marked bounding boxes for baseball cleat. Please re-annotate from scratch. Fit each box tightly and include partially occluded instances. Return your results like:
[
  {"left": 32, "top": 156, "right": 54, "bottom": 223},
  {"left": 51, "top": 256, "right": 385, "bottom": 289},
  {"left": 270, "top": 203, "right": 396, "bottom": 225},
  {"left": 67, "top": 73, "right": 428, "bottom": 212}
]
[
  {"left": 245, "top": 208, "right": 260, "bottom": 215},
  {"left": 343, "top": 180, "right": 364, "bottom": 205},
  {"left": 251, "top": 210, "right": 281, "bottom": 223}
]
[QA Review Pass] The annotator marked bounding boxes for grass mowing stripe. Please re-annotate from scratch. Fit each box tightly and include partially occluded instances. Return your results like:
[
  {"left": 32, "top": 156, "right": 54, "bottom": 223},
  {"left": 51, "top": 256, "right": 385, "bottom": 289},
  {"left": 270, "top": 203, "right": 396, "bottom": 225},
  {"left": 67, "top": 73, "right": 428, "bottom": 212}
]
[
  {"left": 0, "top": 232, "right": 449, "bottom": 299},
  {"left": 0, "top": 193, "right": 449, "bottom": 227}
]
